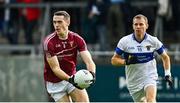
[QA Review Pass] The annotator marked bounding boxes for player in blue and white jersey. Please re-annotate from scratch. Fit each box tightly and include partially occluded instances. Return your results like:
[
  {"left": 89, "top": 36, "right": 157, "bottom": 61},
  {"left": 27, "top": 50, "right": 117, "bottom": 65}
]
[{"left": 111, "top": 14, "right": 173, "bottom": 102}]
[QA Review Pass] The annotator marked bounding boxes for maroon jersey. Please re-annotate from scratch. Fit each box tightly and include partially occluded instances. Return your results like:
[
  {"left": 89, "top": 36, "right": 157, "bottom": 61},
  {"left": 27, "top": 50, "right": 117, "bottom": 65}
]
[{"left": 43, "top": 31, "right": 87, "bottom": 83}]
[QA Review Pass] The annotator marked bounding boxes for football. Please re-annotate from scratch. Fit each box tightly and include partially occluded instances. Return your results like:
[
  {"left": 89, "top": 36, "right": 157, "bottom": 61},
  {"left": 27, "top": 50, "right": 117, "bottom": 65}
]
[{"left": 74, "top": 69, "right": 94, "bottom": 89}]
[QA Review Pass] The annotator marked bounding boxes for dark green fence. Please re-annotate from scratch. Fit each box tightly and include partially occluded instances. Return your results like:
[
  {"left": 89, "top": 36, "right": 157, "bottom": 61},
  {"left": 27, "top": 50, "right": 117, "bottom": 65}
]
[{"left": 78, "top": 64, "right": 180, "bottom": 102}]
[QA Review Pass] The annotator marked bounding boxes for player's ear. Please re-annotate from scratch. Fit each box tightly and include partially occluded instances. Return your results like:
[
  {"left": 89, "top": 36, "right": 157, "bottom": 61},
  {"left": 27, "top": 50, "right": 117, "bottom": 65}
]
[
  {"left": 146, "top": 23, "right": 149, "bottom": 29},
  {"left": 66, "top": 19, "right": 70, "bottom": 26},
  {"left": 132, "top": 24, "right": 135, "bottom": 30}
]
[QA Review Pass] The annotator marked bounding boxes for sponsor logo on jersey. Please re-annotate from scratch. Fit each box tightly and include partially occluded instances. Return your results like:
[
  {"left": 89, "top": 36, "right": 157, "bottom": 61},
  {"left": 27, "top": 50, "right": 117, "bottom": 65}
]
[
  {"left": 127, "top": 47, "right": 135, "bottom": 50},
  {"left": 146, "top": 45, "right": 151, "bottom": 51},
  {"left": 55, "top": 44, "right": 61, "bottom": 48},
  {"left": 70, "top": 41, "right": 74, "bottom": 47}
]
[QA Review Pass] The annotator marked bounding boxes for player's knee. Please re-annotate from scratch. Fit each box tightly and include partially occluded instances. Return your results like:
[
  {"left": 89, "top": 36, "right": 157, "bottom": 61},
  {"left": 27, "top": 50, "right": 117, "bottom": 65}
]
[
  {"left": 146, "top": 96, "right": 156, "bottom": 102},
  {"left": 72, "top": 95, "right": 89, "bottom": 102},
  {"left": 70, "top": 89, "right": 89, "bottom": 102}
]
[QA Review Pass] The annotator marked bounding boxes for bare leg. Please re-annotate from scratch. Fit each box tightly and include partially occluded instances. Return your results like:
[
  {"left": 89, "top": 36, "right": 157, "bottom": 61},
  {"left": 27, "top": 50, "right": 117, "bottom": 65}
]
[
  {"left": 57, "top": 94, "right": 71, "bottom": 103},
  {"left": 145, "top": 85, "right": 157, "bottom": 103},
  {"left": 70, "top": 88, "right": 89, "bottom": 102}
]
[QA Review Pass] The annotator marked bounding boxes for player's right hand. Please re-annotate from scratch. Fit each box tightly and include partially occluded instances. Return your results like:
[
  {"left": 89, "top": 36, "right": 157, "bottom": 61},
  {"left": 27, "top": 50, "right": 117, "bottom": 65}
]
[
  {"left": 164, "top": 75, "right": 173, "bottom": 88},
  {"left": 125, "top": 55, "right": 138, "bottom": 65},
  {"left": 68, "top": 75, "right": 83, "bottom": 90}
]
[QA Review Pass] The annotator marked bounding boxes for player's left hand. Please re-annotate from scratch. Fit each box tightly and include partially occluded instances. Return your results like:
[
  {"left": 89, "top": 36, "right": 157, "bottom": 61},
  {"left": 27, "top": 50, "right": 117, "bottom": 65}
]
[
  {"left": 125, "top": 55, "right": 138, "bottom": 65},
  {"left": 89, "top": 71, "right": 96, "bottom": 84},
  {"left": 164, "top": 75, "right": 173, "bottom": 88}
]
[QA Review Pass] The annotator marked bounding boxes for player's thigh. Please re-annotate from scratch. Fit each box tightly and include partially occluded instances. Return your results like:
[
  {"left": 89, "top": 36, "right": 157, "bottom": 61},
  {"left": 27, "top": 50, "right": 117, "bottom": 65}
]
[
  {"left": 56, "top": 94, "right": 71, "bottom": 103},
  {"left": 69, "top": 88, "right": 89, "bottom": 102},
  {"left": 46, "top": 81, "right": 73, "bottom": 102},
  {"left": 144, "top": 84, "right": 157, "bottom": 101},
  {"left": 132, "top": 89, "right": 146, "bottom": 102}
]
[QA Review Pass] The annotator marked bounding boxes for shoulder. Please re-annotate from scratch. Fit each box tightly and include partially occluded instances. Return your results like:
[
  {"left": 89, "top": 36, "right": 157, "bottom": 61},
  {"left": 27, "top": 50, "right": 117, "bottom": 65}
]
[
  {"left": 43, "top": 32, "right": 56, "bottom": 47},
  {"left": 146, "top": 33, "right": 158, "bottom": 40},
  {"left": 146, "top": 33, "right": 160, "bottom": 42},
  {"left": 44, "top": 32, "right": 56, "bottom": 42},
  {"left": 69, "top": 31, "right": 84, "bottom": 40},
  {"left": 68, "top": 31, "right": 85, "bottom": 43},
  {"left": 116, "top": 34, "right": 133, "bottom": 49},
  {"left": 120, "top": 33, "right": 133, "bottom": 43}
]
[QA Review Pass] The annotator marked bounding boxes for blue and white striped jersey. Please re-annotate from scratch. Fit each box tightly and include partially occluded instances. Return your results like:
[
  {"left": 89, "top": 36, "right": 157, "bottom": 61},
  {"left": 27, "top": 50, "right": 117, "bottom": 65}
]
[{"left": 115, "top": 33, "right": 165, "bottom": 95}]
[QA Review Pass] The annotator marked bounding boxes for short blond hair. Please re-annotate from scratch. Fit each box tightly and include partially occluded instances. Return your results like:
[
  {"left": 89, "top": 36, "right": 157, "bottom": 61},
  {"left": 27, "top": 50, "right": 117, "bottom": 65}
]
[{"left": 133, "top": 14, "right": 148, "bottom": 24}]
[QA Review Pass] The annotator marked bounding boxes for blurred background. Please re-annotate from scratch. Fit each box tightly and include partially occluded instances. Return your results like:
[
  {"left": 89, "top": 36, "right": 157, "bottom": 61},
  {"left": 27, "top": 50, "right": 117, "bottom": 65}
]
[{"left": 0, "top": 0, "right": 180, "bottom": 102}]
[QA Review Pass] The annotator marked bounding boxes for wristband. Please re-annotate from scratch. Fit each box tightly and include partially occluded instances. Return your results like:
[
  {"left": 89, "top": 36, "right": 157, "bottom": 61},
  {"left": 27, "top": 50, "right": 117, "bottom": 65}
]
[{"left": 165, "top": 69, "right": 171, "bottom": 76}]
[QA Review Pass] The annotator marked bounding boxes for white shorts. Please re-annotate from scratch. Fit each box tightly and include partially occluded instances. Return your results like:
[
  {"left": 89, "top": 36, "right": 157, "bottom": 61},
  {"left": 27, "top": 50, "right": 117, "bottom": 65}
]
[
  {"left": 131, "top": 83, "right": 157, "bottom": 102},
  {"left": 46, "top": 80, "right": 75, "bottom": 102}
]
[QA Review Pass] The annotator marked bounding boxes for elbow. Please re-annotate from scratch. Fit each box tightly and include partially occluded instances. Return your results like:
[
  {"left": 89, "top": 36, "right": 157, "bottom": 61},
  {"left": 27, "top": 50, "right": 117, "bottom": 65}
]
[
  {"left": 111, "top": 57, "right": 125, "bottom": 66},
  {"left": 166, "top": 55, "right": 171, "bottom": 63},
  {"left": 162, "top": 53, "right": 171, "bottom": 61},
  {"left": 111, "top": 58, "right": 116, "bottom": 66}
]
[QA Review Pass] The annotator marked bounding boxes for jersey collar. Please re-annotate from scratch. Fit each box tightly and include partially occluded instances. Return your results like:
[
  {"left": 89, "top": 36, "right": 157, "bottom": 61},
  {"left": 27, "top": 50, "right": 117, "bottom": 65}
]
[{"left": 132, "top": 33, "right": 147, "bottom": 43}]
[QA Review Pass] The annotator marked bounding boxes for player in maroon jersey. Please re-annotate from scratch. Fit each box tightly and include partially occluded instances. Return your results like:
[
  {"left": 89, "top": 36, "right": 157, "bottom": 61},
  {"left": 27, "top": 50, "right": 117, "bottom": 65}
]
[{"left": 43, "top": 11, "right": 96, "bottom": 102}]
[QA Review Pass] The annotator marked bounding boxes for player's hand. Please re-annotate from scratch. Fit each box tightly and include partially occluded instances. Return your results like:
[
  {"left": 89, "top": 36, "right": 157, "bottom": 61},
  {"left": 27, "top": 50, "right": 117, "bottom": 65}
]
[
  {"left": 89, "top": 71, "right": 96, "bottom": 84},
  {"left": 125, "top": 55, "right": 138, "bottom": 65},
  {"left": 164, "top": 75, "right": 173, "bottom": 88},
  {"left": 68, "top": 75, "right": 83, "bottom": 90}
]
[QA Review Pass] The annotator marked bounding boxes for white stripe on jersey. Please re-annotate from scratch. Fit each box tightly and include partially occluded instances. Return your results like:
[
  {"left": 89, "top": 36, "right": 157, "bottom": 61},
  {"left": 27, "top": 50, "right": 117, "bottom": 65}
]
[{"left": 44, "top": 32, "right": 56, "bottom": 51}]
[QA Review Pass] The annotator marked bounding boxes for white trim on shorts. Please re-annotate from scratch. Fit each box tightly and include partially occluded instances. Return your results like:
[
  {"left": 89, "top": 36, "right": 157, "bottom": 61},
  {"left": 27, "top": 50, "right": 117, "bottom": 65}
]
[
  {"left": 46, "top": 80, "right": 76, "bottom": 102},
  {"left": 144, "top": 82, "right": 157, "bottom": 91}
]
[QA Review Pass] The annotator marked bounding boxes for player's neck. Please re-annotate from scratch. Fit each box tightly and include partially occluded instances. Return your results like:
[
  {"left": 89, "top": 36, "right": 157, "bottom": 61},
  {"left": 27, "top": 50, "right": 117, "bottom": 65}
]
[
  {"left": 57, "top": 31, "right": 68, "bottom": 40},
  {"left": 135, "top": 34, "right": 144, "bottom": 42}
]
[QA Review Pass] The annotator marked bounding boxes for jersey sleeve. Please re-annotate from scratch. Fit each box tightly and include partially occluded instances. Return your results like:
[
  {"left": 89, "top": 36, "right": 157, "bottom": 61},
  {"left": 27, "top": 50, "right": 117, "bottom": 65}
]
[
  {"left": 115, "top": 37, "right": 126, "bottom": 55},
  {"left": 154, "top": 37, "right": 165, "bottom": 55},
  {"left": 76, "top": 35, "right": 87, "bottom": 52},
  {"left": 43, "top": 40, "right": 56, "bottom": 57}
]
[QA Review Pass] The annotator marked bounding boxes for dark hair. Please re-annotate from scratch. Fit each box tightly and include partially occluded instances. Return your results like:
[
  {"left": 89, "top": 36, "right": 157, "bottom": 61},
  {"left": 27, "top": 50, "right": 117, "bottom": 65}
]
[
  {"left": 54, "top": 11, "right": 70, "bottom": 20},
  {"left": 133, "top": 14, "right": 148, "bottom": 24}
]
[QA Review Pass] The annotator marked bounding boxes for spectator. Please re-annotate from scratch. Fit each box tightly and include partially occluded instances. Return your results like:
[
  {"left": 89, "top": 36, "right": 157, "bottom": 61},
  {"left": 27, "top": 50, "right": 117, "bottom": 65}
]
[
  {"left": 18, "top": 0, "right": 41, "bottom": 45},
  {"left": 86, "top": 0, "right": 109, "bottom": 51},
  {"left": 171, "top": 0, "right": 180, "bottom": 41},
  {"left": 4, "top": 0, "right": 19, "bottom": 45},
  {"left": 0, "top": 0, "right": 4, "bottom": 36},
  {"left": 107, "top": 0, "right": 126, "bottom": 50},
  {"left": 155, "top": 0, "right": 172, "bottom": 42}
]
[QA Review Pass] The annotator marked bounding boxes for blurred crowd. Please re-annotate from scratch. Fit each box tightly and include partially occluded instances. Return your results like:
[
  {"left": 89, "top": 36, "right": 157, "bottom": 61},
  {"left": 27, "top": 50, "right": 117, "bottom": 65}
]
[
  {"left": 0, "top": 0, "right": 40, "bottom": 45},
  {"left": 0, "top": 0, "right": 180, "bottom": 52}
]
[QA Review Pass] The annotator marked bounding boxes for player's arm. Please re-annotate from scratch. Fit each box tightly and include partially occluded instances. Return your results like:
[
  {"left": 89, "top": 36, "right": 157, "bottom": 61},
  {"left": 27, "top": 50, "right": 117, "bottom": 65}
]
[
  {"left": 111, "top": 53, "right": 126, "bottom": 66},
  {"left": 160, "top": 51, "right": 171, "bottom": 76},
  {"left": 160, "top": 51, "right": 173, "bottom": 87},
  {"left": 46, "top": 56, "right": 70, "bottom": 81},
  {"left": 47, "top": 55, "right": 83, "bottom": 89},
  {"left": 80, "top": 50, "right": 96, "bottom": 84},
  {"left": 79, "top": 51, "right": 96, "bottom": 73}
]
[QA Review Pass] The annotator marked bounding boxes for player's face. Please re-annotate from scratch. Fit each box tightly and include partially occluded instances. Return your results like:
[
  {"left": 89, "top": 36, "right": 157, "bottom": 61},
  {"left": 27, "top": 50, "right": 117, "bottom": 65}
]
[
  {"left": 53, "top": 15, "right": 70, "bottom": 37},
  {"left": 133, "top": 18, "right": 148, "bottom": 36}
]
